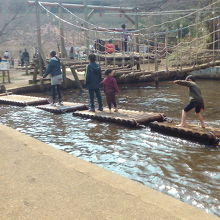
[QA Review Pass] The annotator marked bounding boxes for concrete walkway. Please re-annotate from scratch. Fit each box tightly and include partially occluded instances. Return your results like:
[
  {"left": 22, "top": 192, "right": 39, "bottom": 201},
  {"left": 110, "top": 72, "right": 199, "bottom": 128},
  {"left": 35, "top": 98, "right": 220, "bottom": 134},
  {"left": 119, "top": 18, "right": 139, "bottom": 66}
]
[{"left": 0, "top": 124, "right": 219, "bottom": 220}]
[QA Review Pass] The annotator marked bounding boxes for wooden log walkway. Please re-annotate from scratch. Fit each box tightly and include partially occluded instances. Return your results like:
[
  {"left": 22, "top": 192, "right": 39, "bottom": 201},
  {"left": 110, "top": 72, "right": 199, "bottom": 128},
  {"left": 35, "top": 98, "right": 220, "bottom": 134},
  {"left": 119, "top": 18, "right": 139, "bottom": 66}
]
[
  {"left": 73, "top": 109, "right": 165, "bottom": 127},
  {"left": 0, "top": 94, "right": 49, "bottom": 106},
  {"left": 36, "top": 102, "right": 88, "bottom": 114},
  {"left": 115, "top": 60, "right": 220, "bottom": 83},
  {"left": 95, "top": 52, "right": 155, "bottom": 60},
  {"left": 149, "top": 122, "right": 220, "bottom": 145}
]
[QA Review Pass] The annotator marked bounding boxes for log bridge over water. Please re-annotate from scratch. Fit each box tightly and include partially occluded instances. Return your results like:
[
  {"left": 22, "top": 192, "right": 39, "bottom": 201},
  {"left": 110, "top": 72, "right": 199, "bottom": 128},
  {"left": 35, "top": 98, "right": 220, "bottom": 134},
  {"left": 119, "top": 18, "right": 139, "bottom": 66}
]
[
  {"left": 150, "top": 122, "right": 220, "bottom": 146},
  {"left": 26, "top": 58, "right": 220, "bottom": 93},
  {"left": 0, "top": 93, "right": 219, "bottom": 146}
]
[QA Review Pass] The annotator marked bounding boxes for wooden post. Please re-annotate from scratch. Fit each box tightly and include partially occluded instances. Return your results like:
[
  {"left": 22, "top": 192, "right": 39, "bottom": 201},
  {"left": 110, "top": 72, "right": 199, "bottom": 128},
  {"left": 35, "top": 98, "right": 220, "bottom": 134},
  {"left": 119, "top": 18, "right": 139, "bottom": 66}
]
[
  {"left": 61, "top": 64, "right": 67, "bottom": 89},
  {"left": 59, "top": 0, "right": 67, "bottom": 58},
  {"left": 154, "top": 36, "right": 159, "bottom": 72},
  {"left": 2, "top": 71, "right": 5, "bottom": 84},
  {"left": 180, "top": 24, "right": 183, "bottom": 71},
  {"left": 113, "top": 33, "right": 116, "bottom": 68},
  {"left": 148, "top": 39, "right": 151, "bottom": 71},
  {"left": 131, "top": 33, "right": 135, "bottom": 68},
  {"left": 195, "top": 11, "right": 199, "bottom": 67},
  {"left": 7, "top": 70, "right": 11, "bottom": 83},
  {"left": 218, "top": 18, "right": 220, "bottom": 60},
  {"left": 135, "top": 0, "right": 139, "bottom": 52},
  {"left": 25, "top": 63, "right": 29, "bottom": 75},
  {"left": 70, "top": 67, "right": 83, "bottom": 91},
  {"left": 165, "top": 31, "right": 169, "bottom": 72},
  {"left": 176, "top": 34, "right": 179, "bottom": 70},
  {"left": 189, "top": 31, "right": 192, "bottom": 66},
  {"left": 212, "top": 10, "right": 216, "bottom": 64},
  {"left": 84, "top": 0, "right": 90, "bottom": 55},
  {"left": 33, "top": 58, "right": 38, "bottom": 84},
  {"left": 154, "top": 35, "right": 159, "bottom": 87},
  {"left": 35, "top": 0, "right": 45, "bottom": 75}
]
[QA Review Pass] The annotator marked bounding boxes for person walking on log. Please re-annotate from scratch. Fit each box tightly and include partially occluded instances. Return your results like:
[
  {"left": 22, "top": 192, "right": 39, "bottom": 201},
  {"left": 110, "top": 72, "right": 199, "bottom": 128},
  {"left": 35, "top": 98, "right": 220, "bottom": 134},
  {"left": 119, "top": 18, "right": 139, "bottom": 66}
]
[
  {"left": 85, "top": 54, "right": 103, "bottom": 112},
  {"left": 43, "top": 51, "right": 63, "bottom": 106},
  {"left": 102, "top": 69, "right": 119, "bottom": 113},
  {"left": 174, "top": 75, "right": 205, "bottom": 128}
]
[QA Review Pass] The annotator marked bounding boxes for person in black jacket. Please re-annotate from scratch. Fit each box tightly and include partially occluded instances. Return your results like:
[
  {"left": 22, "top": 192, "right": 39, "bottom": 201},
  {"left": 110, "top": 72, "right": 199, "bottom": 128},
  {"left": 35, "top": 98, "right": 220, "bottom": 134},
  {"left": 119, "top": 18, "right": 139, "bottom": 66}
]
[
  {"left": 85, "top": 54, "right": 103, "bottom": 112},
  {"left": 22, "top": 49, "right": 30, "bottom": 66},
  {"left": 43, "top": 51, "right": 63, "bottom": 106}
]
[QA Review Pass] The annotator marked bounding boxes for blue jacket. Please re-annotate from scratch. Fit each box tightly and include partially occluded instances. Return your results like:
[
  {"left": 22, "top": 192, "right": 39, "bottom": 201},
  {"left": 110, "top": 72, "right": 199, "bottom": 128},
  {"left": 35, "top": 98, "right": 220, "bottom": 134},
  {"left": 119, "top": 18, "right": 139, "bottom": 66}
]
[
  {"left": 43, "top": 57, "right": 62, "bottom": 78},
  {"left": 85, "top": 62, "right": 102, "bottom": 89}
]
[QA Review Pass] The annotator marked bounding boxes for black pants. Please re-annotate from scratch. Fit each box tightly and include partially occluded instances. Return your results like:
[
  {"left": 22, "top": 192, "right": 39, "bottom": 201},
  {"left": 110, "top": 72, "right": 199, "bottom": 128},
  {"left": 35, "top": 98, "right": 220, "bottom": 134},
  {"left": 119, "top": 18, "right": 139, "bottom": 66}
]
[
  {"left": 106, "top": 92, "right": 117, "bottom": 110},
  {"left": 184, "top": 101, "right": 204, "bottom": 113},
  {"left": 89, "top": 89, "right": 103, "bottom": 110},
  {"left": 51, "top": 85, "right": 62, "bottom": 103},
  {"left": 123, "top": 40, "right": 128, "bottom": 52}
]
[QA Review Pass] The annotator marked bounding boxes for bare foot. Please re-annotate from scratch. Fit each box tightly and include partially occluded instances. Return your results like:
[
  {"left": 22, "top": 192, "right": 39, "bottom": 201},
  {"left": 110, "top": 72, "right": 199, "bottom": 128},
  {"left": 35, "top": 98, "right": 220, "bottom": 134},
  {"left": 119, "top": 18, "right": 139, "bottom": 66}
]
[
  {"left": 109, "top": 109, "right": 112, "bottom": 114},
  {"left": 201, "top": 125, "right": 205, "bottom": 129},
  {"left": 114, "top": 108, "right": 118, "bottom": 112}
]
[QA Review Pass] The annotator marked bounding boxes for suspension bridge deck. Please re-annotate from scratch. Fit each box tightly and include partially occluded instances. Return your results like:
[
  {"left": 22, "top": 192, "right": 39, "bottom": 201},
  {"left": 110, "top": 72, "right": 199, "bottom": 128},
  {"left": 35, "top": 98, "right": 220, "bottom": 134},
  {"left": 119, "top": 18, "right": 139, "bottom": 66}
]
[
  {"left": 36, "top": 102, "right": 88, "bottom": 114},
  {"left": 149, "top": 122, "right": 220, "bottom": 145},
  {"left": 0, "top": 94, "right": 49, "bottom": 106},
  {"left": 73, "top": 109, "right": 164, "bottom": 127},
  {"left": 95, "top": 52, "right": 155, "bottom": 60}
]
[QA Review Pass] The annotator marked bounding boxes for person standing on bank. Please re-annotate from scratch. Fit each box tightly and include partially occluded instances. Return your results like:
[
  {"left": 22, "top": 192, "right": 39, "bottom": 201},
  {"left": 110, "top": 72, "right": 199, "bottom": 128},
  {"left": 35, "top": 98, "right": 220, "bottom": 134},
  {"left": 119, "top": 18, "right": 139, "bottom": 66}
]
[
  {"left": 174, "top": 75, "right": 205, "bottom": 128},
  {"left": 43, "top": 51, "right": 63, "bottom": 106},
  {"left": 22, "top": 49, "right": 30, "bottom": 66},
  {"left": 85, "top": 54, "right": 103, "bottom": 112},
  {"left": 102, "top": 69, "right": 119, "bottom": 113},
  {"left": 121, "top": 24, "right": 128, "bottom": 52}
]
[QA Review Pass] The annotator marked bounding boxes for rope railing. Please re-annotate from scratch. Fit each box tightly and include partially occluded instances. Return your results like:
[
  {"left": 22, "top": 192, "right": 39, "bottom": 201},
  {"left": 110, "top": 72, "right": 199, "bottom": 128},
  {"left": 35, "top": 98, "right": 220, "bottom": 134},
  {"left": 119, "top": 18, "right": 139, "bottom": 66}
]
[{"left": 36, "top": 0, "right": 220, "bottom": 74}]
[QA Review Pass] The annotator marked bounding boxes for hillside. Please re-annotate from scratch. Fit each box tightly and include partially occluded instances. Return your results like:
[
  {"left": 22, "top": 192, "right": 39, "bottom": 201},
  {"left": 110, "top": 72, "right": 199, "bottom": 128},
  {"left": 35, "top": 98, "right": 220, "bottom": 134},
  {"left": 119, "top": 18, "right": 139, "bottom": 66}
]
[{"left": 0, "top": 0, "right": 214, "bottom": 57}]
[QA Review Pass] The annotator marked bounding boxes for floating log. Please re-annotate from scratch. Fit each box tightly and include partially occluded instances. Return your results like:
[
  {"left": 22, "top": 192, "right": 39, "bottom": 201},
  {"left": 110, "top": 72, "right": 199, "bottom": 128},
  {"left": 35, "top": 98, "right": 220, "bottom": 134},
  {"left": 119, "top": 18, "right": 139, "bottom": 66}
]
[
  {"left": 36, "top": 102, "right": 88, "bottom": 114},
  {"left": 149, "top": 122, "right": 220, "bottom": 145},
  {"left": 73, "top": 109, "right": 165, "bottom": 127},
  {"left": 0, "top": 95, "right": 49, "bottom": 106},
  {"left": 70, "top": 65, "right": 87, "bottom": 69},
  {"left": 0, "top": 92, "right": 12, "bottom": 96},
  {"left": 61, "top": 60, "right": 89, "bottom": 66}
]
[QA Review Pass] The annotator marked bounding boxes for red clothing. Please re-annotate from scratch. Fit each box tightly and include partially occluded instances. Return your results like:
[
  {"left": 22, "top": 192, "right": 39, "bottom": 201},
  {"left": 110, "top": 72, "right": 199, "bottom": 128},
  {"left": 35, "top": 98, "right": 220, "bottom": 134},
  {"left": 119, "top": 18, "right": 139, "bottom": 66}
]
[
  {"left": 102, "top": 76, "right": 119, "bottom": 94},
  {"left": 105, "top": 43, "right": 115, "bottom": 54}
]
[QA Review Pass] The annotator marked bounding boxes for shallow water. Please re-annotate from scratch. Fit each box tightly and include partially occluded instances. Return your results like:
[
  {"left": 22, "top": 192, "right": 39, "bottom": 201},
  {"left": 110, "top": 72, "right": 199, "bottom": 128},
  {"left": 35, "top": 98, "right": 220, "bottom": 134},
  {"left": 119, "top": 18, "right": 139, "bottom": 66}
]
[{"left": 0, "top": 80, "right": 219, "bottom": 216}]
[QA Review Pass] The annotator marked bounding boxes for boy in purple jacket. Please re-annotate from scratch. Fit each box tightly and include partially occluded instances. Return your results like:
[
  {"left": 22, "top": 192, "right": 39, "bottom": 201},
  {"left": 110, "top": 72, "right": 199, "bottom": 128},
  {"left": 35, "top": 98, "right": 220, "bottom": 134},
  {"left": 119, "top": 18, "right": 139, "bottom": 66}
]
[{"left": 102, "top": 69, "right": 119, "bottom": 113}]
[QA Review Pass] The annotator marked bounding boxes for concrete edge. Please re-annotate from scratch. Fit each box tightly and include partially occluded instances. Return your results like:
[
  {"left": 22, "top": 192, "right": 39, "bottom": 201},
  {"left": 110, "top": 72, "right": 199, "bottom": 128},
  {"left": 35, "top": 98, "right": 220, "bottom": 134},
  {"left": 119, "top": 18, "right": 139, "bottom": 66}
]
[{"left": 1, "top": 124, "right": 219, "bottom": 220}]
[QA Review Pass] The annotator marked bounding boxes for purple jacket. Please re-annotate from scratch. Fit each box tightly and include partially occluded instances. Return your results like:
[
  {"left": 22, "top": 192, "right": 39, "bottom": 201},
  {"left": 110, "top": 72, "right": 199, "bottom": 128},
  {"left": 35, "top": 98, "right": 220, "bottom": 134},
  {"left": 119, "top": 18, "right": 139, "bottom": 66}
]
[{"left": 102, "top": 76, "right": 119, "bottom": 94}]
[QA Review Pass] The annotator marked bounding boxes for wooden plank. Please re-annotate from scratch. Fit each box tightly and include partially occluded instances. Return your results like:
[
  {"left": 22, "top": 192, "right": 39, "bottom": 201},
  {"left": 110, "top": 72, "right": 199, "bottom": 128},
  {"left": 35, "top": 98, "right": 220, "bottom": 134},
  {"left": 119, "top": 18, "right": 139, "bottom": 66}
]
[
  {"left": 73, "top": 109, "right": 164, "bottom": 127},
  {"left": 0, "top": 92, "right": 12, "bottom": 96},
  {"left": 70, "top": 67, "right": 83, "bottom": 91},
  {"left": 149, "top": 122, "right": 220, "bottom": 145},
  {"left": 36, "top": 102, "right": 88, "bottom": 114},
  {"left": 0, "top": 95, "right": 49, "bottom": 106}
]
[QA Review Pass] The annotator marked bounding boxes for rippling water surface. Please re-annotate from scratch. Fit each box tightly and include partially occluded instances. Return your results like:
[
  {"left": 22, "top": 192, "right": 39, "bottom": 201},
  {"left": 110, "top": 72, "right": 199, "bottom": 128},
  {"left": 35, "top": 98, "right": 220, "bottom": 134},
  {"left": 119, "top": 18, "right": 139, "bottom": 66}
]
[{"left": 0, "top": 80, "right": 219, "bottom": 216}]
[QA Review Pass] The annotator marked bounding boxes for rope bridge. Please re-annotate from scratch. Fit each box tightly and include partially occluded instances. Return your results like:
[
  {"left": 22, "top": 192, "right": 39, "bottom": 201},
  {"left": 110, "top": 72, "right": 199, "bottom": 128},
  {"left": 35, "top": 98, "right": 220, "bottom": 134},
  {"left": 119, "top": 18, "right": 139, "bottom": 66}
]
[{"left": 28, "top": 0, "right": 220, "bottom": 75}]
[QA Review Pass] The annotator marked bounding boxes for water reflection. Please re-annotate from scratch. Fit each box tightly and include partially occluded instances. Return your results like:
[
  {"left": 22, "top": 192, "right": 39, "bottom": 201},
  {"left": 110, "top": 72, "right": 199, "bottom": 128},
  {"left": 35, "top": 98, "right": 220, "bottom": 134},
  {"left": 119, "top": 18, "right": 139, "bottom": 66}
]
[{"left": 0, "top": 80, "right": 219, "bottom": 216}]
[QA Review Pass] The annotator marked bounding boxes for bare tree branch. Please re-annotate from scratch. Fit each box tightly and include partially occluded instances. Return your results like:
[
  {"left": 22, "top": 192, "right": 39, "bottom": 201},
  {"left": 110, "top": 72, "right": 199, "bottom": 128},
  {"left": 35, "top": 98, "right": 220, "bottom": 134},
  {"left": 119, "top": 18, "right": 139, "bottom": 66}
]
[
  {"left": 0, "top": 14, "right": 18, "bottom": 36},
  {"left": 0, "top": 4, "right": 24, "bottom": 37}
]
